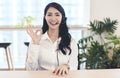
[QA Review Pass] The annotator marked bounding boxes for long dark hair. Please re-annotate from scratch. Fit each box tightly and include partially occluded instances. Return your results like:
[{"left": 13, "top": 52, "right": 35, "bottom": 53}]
[{"left": 42, "top": 2, "right": 71, "bottom": 55}]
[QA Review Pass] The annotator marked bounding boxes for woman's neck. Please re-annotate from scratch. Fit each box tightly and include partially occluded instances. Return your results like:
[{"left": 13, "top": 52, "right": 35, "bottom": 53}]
[{"left": 47, "top": 29, "right": 59, "bottom": 43}]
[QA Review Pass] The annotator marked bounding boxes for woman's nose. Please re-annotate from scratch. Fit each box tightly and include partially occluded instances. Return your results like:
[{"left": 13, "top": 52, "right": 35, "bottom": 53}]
[
  {"left": 51, "top": 16, "right": 57, "bottom": 20},
  {"left": 51, "top": 16, "right": 57, "bottom": 21}
]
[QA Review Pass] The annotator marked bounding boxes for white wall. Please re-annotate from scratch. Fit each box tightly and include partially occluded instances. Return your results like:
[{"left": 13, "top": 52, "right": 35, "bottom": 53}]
[{"left": 90, "top": 0, "right": 120, "bottom": 36}]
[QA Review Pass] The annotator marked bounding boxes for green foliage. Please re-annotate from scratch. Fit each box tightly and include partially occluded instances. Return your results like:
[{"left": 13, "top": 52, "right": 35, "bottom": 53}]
[
  {"left": 17, "top": 16, "right": 35, "bottom": 28},
  {"left": 89, "top": 18, "right": 118, "bottom": 35},
  {"left": 111, "top": 48, "right": 120, "bottom": 68},
  {"left": 24, "top": 16, "right": 35, "bottom": 26},
  {"left": 78, "top": 17, "right": 120, "bottom": 69},
  {"left": 105, "top": 33, "right": 120, "bottom": 45},
  {"left": 85, "top": 41, "right": 109, "bottom": 69}
]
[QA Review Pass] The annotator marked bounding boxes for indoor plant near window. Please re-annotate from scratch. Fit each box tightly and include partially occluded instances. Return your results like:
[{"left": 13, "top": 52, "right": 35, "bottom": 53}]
[
  {"left": 18, "top": 16, "right": 35, "bottom": 28},
  {"left": 78, "top": 18, "right": 120, "bottom": 69}
]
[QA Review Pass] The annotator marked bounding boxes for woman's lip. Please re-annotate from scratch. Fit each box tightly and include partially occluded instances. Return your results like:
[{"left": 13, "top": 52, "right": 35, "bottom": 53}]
[{"left": 49, "top": 22, "right": 59, "bottom": 25}]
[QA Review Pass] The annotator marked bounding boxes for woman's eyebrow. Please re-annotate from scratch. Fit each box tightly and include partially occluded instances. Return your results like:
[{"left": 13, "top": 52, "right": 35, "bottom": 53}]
[{"left": 55, "top": 12, "right": 61, "bottom": 14}]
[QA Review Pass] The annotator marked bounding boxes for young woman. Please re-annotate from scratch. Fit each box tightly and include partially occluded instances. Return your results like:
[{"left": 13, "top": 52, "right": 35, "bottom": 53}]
[{"left": 26, "top": 2, "right": 78, "bottom": 76}]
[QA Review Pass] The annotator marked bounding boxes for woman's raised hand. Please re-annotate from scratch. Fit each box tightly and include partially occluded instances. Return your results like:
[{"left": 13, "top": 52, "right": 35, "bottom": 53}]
[{"left": 26, "top": 26, "right": 43, "bottom": 44}]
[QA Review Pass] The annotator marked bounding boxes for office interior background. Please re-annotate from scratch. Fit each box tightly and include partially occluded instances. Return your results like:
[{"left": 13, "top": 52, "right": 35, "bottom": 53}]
[{"left": 0, "top": 0, "right": 120, "bottom": 70}]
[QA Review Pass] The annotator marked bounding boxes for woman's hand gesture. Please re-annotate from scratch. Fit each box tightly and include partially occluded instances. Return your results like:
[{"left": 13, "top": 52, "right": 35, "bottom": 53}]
[
  {"left": 26, "top": 26, "right": 43, "bottom": 44},
  {"left": 53, "top": 64, "right": 70, "bottom": 76}
]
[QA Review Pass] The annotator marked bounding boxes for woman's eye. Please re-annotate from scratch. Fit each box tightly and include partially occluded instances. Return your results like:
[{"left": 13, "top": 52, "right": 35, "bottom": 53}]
[
  {"left": 56, "top": 15, "right": 60, "bottom": 16},
  {"left": 47, "top": 14, "right": 52, "bottom": 16}
]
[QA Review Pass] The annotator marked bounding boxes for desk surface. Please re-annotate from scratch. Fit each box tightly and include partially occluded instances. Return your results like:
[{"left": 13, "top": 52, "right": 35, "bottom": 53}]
[{"left": 0, "top": 69, "right": 120, "bottom": 78}]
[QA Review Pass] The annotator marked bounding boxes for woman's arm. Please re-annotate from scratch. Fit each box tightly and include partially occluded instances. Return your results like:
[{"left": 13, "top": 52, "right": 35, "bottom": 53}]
[
  {"left": 25, "top": 42, "right": 40, "bottom": 70},
  {"left": 26, "top": 27, "right": 42, "bottom": 70},
  {"left": 68, "top": 38, "right": 78, "bottom": 70}
]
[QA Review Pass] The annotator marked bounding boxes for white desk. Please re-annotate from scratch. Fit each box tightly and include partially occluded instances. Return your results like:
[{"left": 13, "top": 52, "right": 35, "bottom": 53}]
[{"left": 0, "top": 69, "right": 120, "bottom": 78}]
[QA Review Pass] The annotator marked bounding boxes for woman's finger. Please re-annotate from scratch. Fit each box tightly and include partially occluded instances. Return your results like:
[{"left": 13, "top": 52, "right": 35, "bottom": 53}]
[
  {"left": 35, "top": 29, "right": 42, "bottom": 36},
  {"left": 53, "top": 67, "right": 60, "bottom": 75},
  {"left": 58, "top": 68, "right": 64, "bottom": 76},
  {"left": 64, "top": 68, "right": 69, "bottom": 75},
  {"left": 27, "top": 27, "right": 33, "bottom": 34}
]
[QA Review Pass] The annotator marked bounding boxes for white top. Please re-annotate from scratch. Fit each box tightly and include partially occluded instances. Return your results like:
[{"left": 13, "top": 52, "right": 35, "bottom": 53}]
[{"left": 26, "top": 32, "right": 78, "bottom": 70}]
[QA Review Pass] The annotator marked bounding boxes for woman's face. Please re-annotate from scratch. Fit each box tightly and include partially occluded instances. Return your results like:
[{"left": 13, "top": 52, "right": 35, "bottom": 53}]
[{"left": 45, "top": 7, "right": 62, "bottom": 30}]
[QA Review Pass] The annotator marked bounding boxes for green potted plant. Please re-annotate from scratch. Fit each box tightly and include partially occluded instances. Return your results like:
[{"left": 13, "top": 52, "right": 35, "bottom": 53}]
[{"left": 78, "top": 18, "right": 120, "bottom": 69}]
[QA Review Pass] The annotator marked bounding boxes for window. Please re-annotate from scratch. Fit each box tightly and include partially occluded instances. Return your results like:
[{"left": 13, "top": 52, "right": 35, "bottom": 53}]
[
  {"left": 0, "top": 0, "right": 90, "bottom": 26},
  {"left": 0, "top": 0, "right": 90, "bottom": 69}
]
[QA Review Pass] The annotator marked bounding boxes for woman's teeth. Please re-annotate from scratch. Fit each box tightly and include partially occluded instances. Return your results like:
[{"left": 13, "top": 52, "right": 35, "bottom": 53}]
[{"left": 50, "top": 22, "right": 59, "bottom": 25}]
